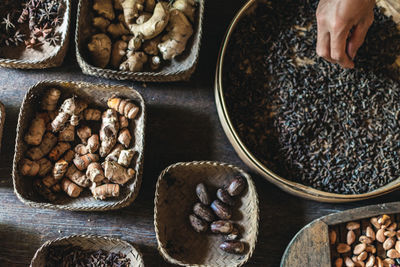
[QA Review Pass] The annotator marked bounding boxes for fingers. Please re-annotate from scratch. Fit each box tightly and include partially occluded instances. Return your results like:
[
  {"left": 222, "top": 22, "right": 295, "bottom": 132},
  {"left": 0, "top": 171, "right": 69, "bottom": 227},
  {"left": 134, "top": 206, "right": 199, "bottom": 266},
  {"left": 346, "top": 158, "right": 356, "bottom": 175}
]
[
  {"left": 316, "top": 24, "right": 334, "bottom": 63},
  {"left": 346, "top": 18, "right": 373, "bottom": 60},
  {"left": 330, "top": 25, "right": 354, "bottom": 68}
]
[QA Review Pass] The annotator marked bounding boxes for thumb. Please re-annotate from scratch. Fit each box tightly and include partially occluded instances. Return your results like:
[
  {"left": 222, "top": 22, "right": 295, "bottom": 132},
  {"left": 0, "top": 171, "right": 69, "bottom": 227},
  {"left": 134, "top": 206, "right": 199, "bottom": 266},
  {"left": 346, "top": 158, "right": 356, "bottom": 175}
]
[{"left": 346, "top": 22, "right": 371, "bottom": 60}]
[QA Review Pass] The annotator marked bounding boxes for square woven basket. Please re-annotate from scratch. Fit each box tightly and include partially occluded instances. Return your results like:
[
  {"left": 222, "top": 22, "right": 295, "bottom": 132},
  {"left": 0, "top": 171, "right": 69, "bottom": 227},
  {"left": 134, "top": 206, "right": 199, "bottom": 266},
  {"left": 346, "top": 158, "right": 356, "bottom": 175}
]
[
  {"left": 154, "top": 161, "right": 259, "bottom": 267},
  {"left": 75, "top": 0, "right": 205, "bottom": 82},
  {"left": 0, "top": 0, "right": 71, "bottom": 69},
  {"left": 12, "top": 80, "right": 145, "bottom": 211},
  {"left": 30, "top": 235, "right": 145, "bottom": 267}
]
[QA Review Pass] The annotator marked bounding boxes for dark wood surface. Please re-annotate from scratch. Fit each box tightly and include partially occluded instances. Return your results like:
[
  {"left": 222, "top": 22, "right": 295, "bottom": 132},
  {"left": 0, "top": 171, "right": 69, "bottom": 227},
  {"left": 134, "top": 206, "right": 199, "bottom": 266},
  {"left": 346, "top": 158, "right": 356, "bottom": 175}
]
[{"left": 1, "top": 0, "right": 400, "bottom": 266}]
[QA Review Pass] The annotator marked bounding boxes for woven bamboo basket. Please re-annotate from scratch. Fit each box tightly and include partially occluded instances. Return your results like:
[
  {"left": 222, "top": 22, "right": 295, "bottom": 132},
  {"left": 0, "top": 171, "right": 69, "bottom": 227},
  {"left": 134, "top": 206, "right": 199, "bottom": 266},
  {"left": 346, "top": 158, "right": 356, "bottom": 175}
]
[
  {"left": 12, "top": 80, "right": 145, "bottom": 211},
  {"left": 0, "top": 0, "right": 71, "bottom": 69},
  {"left": 0, "top": 101, "right": 5, "bottom": 151},
  {"left": 154, "top": 161, "right": 259, "bottom": 267},
  {"left": 30, "top": 235, "right": 145, "bottom": 267},
  {"left": 75, "top": 0, "right": 205, "bottom": 82},
  {"left": 215, "top": 0, "right": 400, "bottom": 203}
]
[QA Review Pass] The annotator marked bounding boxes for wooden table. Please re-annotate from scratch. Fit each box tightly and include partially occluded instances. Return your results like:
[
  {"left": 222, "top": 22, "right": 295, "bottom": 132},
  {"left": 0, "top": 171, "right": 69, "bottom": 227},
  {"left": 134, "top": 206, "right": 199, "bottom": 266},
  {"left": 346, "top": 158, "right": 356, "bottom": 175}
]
[{"left": 1, "top": 0, "right": 400, "bottom": 266}]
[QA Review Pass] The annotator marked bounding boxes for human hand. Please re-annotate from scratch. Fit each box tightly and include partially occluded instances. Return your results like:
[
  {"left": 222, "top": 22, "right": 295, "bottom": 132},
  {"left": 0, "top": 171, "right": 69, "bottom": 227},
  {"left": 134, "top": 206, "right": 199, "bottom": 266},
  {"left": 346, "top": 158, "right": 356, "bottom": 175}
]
[{"left": 316, "top": 0, "right": 375, "bottom": 68}]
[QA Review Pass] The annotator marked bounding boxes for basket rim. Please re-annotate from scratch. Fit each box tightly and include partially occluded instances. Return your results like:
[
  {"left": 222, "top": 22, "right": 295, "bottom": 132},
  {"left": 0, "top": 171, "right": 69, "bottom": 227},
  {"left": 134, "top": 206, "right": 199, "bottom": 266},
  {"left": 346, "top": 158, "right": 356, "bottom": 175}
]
[
  {"left": 215, "top": 0, "right": 400, "bottom": 203},
  {"left": 74, "top": 0, "right": 205, "bottom": 81},
  {"left": 153, "top": 160, "right": 260, "bottom": 267},
  {"left": 30, "top": 234, "right": 145, "bottom": 267},
  {"left": 12, "top": 79, "right": 145, "bottom": 211},
  {"left": 0, "top": 0, "right": 71, "bottom": 67}
]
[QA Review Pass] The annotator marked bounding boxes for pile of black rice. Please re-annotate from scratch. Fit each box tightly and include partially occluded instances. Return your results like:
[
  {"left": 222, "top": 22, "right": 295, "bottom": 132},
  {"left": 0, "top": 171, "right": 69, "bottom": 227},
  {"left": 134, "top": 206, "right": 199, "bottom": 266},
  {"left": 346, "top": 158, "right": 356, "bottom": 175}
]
[{"left": 223, "top": 0, "right": 400, "bottom": 194}]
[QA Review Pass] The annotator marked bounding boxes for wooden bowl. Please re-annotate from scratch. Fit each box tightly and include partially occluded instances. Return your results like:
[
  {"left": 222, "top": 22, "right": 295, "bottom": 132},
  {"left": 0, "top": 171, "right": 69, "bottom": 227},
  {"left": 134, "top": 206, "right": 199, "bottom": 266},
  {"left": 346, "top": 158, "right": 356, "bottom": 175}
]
[
  {"left": 75, "top": 0, "right": 205, "bottom": 82},
  {"left": 0, "top": 0, "right": 71, "bottom": 69},
  {"left": 12, "top": 80, "right": 145, "bottom": 211},
  {"left": 215, "top": 0, "right": 400, "bottom": 203},
  {"left": 281, "top": 202, "right": 400, "bottom": 267},
  {"left": 30, "top": 235, "right": 144, "bottom": 267},
  {"left": 154, "top": 161, "right": 259, "bottom": 267}
]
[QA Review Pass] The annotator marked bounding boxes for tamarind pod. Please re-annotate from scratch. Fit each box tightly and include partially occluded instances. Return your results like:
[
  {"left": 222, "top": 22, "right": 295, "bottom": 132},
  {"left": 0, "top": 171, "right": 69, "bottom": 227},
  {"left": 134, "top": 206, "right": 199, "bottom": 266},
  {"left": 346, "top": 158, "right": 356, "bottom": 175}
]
[
  {"left": 92, "top": 183, "right": 120, "bottom": 200},
  {"left": 86, "top": 162, "right": 105, "bottom": 183},
  {"left": 87, "top": 134, "right": 100, "bottom": 153},
  {"left": 77, "top": 126, "right": 92, "bottom": 145},
  {"left": 58, "top": 124, "right": 75, "bottom": 142},
  {"left": 24, "top": 116, "right": 46, "bottom": 145},
  {"left": 20, "top": 158, "right": 40, "bottom": 176},
  {"left": 107, "top": 98, "right": 139, "bottom": 119},
  {"left": 63, "top": 150, "right": 75, "bottom": 163},
  {"left": 37, "top": 158, "right": 52, "bottom": 177},
  {"left": 103, "top": 161, "right": 135, "bottom": 184},
  {"left": 119, "top": 115, "right": 129, "bottom": 128},
  {"left": 42, "top": 175, "right": 58, "bottom": 188},
  {"left": 51, "top": 183, "right": 61, "bottom": 193},
  {"left": 118, "top": 148, "right": 135, "bottom": 167},
  {"left": 26, "top": 132, "right": 58, "bottom": 160},
  {"left": 73, "top": 153, "right": 99, "bottom": 171},
  {"left": 61, "top": 178, "right": 83, "bottom": 198},
  {"left": 34, "top": 179, "right": 57, "bottom": 201},
  {"left": 49, "top": 142, "right": 71, "bottom": 161},
  {"left": 84, "top": 109, "right": 102, "bottom": 121},
  {"left": 105, "top": 144, "right": 124, "bottom": 162},
  {"left": 100, "top": 109, "right": 119, "bottom": 157},
  {"left": 66, "top": 165, "right": 90, "bottom": 187},
  {"left": 41, "top": 88, "right": 61, "bottom": 111},
  {"left": 117, "top": 128, "right": 131, "bottom": 148},
  {"left": 53, "top": 159, "right": 69, "bottom": 181}
]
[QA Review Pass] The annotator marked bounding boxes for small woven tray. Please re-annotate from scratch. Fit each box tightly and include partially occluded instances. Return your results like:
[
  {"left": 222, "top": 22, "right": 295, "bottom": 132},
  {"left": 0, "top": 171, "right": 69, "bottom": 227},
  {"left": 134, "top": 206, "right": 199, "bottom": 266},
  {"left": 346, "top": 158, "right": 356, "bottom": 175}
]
[
  {"left": 0, "top": 0, "right": 71, "bottom": 69},
  {"left": 75, "top": 0, "right": 204, "bottom": 82},
  {"left": 30, "top": 235, "right": 145, "bottom": 267},
  {"left": 154, "top": 161, "right": 259, "bottom": 267},
  {"left": 12, "top": 80, "right": 145, "bottom": 211}
]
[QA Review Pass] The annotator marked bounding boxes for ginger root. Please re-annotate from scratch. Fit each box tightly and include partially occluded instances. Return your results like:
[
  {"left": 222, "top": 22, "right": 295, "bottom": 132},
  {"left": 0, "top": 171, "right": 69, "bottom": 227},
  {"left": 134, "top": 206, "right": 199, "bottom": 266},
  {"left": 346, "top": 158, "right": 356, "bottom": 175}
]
[
  {"left": 49, "top": 142, "right": 71, "bottom": 161},
  {"left": 92, "top": 183, "right": 120, "bottom": 200},
  {"left": 59, "top": 124, "right": 75, "bottom": 142},
  {"left": 73, "top": 153, "right": 99, "bottom": 171},
  {"left": 105, "top": 144, "right": 123, "bottom": 162},
  {"left": 77, "top": 125, "right": 92, "bottom": 144},
  {"left": 150, "top": 55, "right": 161, "bottom": 70},
  {"left": 107, "top": 97, "right": 140, "bottom": 119},
  {"left": 100, "top": 109, "right": 119, "bottom": 157},
  {"left": 172, "top": 0, "right": 196, "bottom": 22},
  {"left": 107, "top": 23, "right": 130, "bottom": 39},
  {"left": 120, "top": 52, "right": 148, "bottom": 72},
  {"left": 83, "top": 109, "right": 102, "bottom": 121},
  {"left": 103, "top": 161, "right": 135, "bottom": 184},
  {"left": 111, "top": 40, "right": 128, "bottom": 68},
  {"left": 143, "top": 36, "right": 161, "bottom": 55},
  {"left": 144, "top": 0, "right": 155, "bottom": 12},
  {"left": 93, "top": 0, "right": 115, "bottom": 20},
  {"left": 93, "top": 17, "right": 111, "bottom": 32},
  {"left": 120, "top": 0, "right": 144, "bottom": 23},
  {"left": 66, "top": 165, "right": 90, "bottom": 187},
  {"left": 61, "top": 177, "right": 83, "bottom": 197},
  {"left": 88, "top": 33, "right": 112, "bottom": 68},
  {"left": 86, "top": 162, "right": 105, "bottom": 183},
  {"left": 20, "top": 158, "right": 40, "bottom": 176},
  {"left": 158, "top": 9, "right": 193, "bottom": 60},
  {"left": 53, "top": 159, "right": 69, "bottom": 180},
  {"left": 136, "top": 12, "right": 151, "bottom": 24},
  {"left": 37, "top": 158, "right": 52, "bottom": 176},
  {"left": 118, "top": 148, "right": 135, "bottom": 167},
  {"left": 51, "top": 97, "right": 87, "bottom": 132},
  {"left": 129, "top": 2, "right": 170, "bottom": 40},
  {"left": 24, "top": 115, "right": 46, "bottom": 145},
  {"left": 114, "top": 0, "right": 123, "bottom": 10},
  {"left": 41, "top": 88, "right": 61, "bottom": 111},
  {"left": 118, "top": 128, "right": 132, "bottom": 147},
  {"left": 27, "top": 132, "right": 58, "bottom": 160}
]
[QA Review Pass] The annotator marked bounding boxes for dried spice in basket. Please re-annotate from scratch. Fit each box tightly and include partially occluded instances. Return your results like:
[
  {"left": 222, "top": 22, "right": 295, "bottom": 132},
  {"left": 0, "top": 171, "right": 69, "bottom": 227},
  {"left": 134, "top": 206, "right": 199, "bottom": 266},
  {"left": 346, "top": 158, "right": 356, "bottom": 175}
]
[{"left": 224, "top": 0, "right": 400, "bottom": 194}]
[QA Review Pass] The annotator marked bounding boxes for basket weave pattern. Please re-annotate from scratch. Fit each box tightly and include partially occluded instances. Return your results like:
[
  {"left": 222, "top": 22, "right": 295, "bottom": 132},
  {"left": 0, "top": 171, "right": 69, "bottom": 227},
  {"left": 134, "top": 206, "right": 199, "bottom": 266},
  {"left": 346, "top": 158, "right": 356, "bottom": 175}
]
[
  {"left": 12, "top": 80, "right": 145, "bottom": 211},
  {"left": 154, "top": 161, "right": 259, "bottom": 267},
  {"left": 30, "top": 235, "right": 145, "bottom": 267},
  {"left": 0, "top": 0, "right": 71, "bottom": 69},
  {"left": 75, "top": 0, "right": 205, "bottom": 82}
]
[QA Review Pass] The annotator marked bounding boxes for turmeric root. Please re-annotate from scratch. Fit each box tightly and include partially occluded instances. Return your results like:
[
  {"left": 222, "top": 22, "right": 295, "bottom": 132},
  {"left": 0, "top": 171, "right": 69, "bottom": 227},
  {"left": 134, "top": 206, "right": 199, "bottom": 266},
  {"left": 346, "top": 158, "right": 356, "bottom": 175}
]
[
  {"left": 37, "top": 158, "right": 52, "bottom": 176},
  {"left": 49, "top": 142, "right": 71, "bottom": 161},
  {"left": 120, "top": 52, "right": 148, "bottom": 72},
  {"left": 88, "top": 33, "right": 112, "bottom": 68},
  {"left": 129, "top": 2, "right": 170, "bottom": 40},
  {"left": 107, "top": 23, "right": 130, "bottom": 39},
  {"left": 63, "top": 149, "right": 75, "bottom": 163},
  {"left": 105, "top": 144, "right": 124, "bottom": 161},
  {"left": 172, "top": 0, "right": 196, "bottom": 22},
  {"left": 42, "top": 175, "right": 58, "bottom": 188},
  {"left": 51, "top": 183, "right": 61, "bottom": 193},
  {"left": 61, "top": 177, "right": 83, "bottom": 197},
  {"left": 103, "top": 161, "right": 135, "bottom": 184},
  {"left": 83, "top": 109, "right": 102, "bottom": 121},
  {"left": 41, "top": 88, "right": 61, "bottom": 111},
  {"left": 35, "top": 179, "right": 57, "bottom": 201},
  {"left": 86, "top": 162, "right": 105, "bottom": 183},
  {"left": 118, "top": 128, "right": 132, "bottom": 147},
  {"left": 120, "top": 0, "right": 144, "bottom": 23},
  {"left": 93, "top": 0, "right": 115, "bottom": 20},
  {"left": 118, "top": 148, "right": 135, "bottom": 167},
  {"left": 92, "top": 16, "right": 110, "bottom": 32},
  {"left": 75, "top": 134, "right": 100, "bottom": 155},
  {"left": 158, "top": 9, "right": 193, "bottom": 60},
  {"left": 111, "top": 40, "right": 128, "bottom": 68},
  {"left": 119, "top": 115, "right": 129, "bottom": 128},
  {"left": 26, "top": 132, "right": 58, "bottom": 160},
  {"left": 20, "top": 158, "right": 40, "bottom": 176},
  {"left": 77, "top": 126, "right": 92, "bottom": 144},
  {"left": 70, "top": 113, "right": 82, "bottom": 126},
  {"left": 107, "top": 97, "right": 140, "bottom": 119},
  {"left": 53, "top": 159, "right": 69, "bottom": 180},
  {"left": 100, "top": 109, "right": 119, "bottom": 157},
  {"left": 24, "top": 115, "right": 46, "bottom": 145},
  {"left": 143, "top": 36, "right": 161, "bottom": 55},
  {"left": 73, "top": 153, "right": 99, "bottom": 171},
  {"left": 58, "top": 124, "right": 75, "bottom": 142},
  {"left": 92, "top": 183, "right": 120, "bottom": 200},
  {"left": 66, "top": 165, "right": 90, "bottom": 187},
  {"left": 51, "top": 97, "right": 88, "bottom": 132}
]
